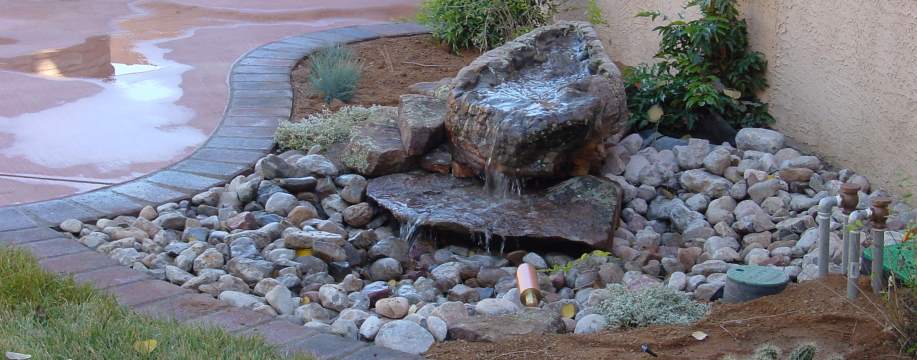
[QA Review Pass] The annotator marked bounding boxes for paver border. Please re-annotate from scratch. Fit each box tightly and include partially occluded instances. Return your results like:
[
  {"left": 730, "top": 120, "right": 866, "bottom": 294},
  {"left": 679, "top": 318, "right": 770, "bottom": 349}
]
[{"left": 0, "top": 22, "right": 429, "bottom": 360}]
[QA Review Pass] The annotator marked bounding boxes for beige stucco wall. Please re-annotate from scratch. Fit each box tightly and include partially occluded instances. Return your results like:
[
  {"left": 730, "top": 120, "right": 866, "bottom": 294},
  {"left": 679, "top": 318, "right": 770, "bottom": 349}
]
[{"left": 566, "top": 0, "right": 917, "bottom": 197}]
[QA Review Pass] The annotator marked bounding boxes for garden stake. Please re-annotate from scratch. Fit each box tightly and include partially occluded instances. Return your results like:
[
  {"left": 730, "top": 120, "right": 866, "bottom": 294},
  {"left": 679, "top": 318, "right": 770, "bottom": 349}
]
[
  {"left": 869, "top": 197, "right": 891, "bottom": 294},
  {"left": 516, "top": 263, "right": 542, "bottom": 307}
]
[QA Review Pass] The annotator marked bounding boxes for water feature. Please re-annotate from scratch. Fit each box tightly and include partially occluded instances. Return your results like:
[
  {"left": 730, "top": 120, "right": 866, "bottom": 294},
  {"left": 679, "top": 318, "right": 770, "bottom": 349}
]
[{"left": 366, "top": 22, "right": 627, "bottom": 253}]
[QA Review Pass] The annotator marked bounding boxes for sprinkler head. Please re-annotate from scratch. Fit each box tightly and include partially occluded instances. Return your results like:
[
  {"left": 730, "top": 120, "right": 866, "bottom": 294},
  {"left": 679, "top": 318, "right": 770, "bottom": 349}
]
[
  {"left": 640, "top": 344, "right": 658, "bottom": 357},
  {"left": 839, "top": 183, "right": 859, "bottom": 214},
  {"left": 870, "top": 196, "right": 892, "bottom": 229}
]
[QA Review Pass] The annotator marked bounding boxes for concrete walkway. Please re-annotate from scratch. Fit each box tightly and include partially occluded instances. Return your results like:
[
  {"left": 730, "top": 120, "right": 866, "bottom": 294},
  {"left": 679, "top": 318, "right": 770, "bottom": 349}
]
[{"left": 0, "top": 0, "right": 419, "bottom": 206}]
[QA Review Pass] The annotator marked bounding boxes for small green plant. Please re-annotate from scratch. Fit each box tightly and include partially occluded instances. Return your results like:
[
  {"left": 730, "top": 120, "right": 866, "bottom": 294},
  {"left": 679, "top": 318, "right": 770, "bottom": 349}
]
[
  {"left": 417, "top": 0, "right": 560, "bottom": 52},
  {"left": 585, "top": 0, "right": 607, "bottom": 26},
  {"left": 596, "top": 283, "right": 708, "bottom": 329},
  {"left": 308, "top": 45, "right": 362, "bottom": 103},
  {"left": 540, "top": 249, "right": 613, "bottom": 274},
  {"left": 625, "top": 0, "right": 773, "bottom": 134},
  {"left": 750, "top": 344, "right": 781, "bottom": 360},
  {"left": 274, "top": 105, "right": 377, "bottom": 151},
  {"left": 787, "top": 343, "right": 817, "bottom": 360}
]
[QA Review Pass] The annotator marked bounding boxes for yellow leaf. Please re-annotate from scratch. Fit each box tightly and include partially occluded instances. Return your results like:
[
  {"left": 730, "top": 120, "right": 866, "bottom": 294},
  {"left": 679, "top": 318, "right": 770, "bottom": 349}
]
[
  {"left": 301, "top": 296, "right": 311, "bottom": 304},
  {"left": 561, "top": 303, "right": 576, "bottom": 319},
  {"left": 691, "top": 331, "right": 708, "bottom": 340},
  {"left": 723, "top": 88, "right": 742, "bottom": 99},
  {"left": 133, "top": 339, "right": 158, "bottom": 354},
  {"left": 387, "top": 279, "right": 397, "bottom": 287},
  {"left": 295, "top": 248, "right": 313, "bottom": 257},
  {"left": 647, "top": 104, "right": 664, "bottom": 123}
]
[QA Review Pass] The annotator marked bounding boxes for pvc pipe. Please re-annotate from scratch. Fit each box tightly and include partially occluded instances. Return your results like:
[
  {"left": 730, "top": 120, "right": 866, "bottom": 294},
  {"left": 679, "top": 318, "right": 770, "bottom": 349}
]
[
  {"left": 845, "top": 209, "right": 870, "bottom": 300},
  {"left": 869, "top": 196, "right": 892, "bottom": 294},
  {"left": 871, "top": 229, "right": 885, "bottom": 294},
  {"left": 841, "top": 217, "right": 849, "bottom": 274},
  {"left": 816, "top": 195, "right": 840, "bottom": 278}
]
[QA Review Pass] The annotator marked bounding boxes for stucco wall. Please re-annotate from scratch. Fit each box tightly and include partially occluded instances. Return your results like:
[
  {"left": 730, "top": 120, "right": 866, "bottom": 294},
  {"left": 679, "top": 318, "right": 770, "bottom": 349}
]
[{"left": 569, "top": 0, "right": 917, "bottom": 197}]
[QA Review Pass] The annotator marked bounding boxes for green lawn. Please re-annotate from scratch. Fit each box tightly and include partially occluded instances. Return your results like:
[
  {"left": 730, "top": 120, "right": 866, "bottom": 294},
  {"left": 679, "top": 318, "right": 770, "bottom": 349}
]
[{"left": 0, "top": 246, "right": 306, "bottom": 359}]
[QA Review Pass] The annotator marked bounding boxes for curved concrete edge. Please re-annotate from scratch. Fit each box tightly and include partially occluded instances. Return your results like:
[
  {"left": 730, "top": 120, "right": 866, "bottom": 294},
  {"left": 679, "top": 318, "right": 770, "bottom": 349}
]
[{"left": 0, "top": 23, "right": 429, "bottom": 360}]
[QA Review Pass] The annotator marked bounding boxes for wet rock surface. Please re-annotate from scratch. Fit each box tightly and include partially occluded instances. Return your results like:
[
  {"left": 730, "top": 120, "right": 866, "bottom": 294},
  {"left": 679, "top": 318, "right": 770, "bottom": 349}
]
[
  {"left": 367, "top": 172, "right": 622, "bottom": 249},
  {"left": 446, "top": 21, "right": 626, "bottom": 178}
]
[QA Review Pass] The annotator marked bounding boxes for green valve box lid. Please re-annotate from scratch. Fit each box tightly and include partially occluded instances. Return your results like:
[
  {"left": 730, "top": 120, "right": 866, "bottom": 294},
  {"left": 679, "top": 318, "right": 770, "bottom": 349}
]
[
  {"left": 863, "top": 242, "right": 915, "bottom": 283},
  {"left": 727, "top": 265, "right": 789, "bottom": 287}
]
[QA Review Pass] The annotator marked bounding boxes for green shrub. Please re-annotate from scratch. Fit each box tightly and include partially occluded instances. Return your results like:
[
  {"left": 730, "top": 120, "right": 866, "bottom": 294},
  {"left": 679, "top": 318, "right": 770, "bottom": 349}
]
[
  {"left": 308, "top": 45, "right": 362, "bottom": 103},
  {"left": 625, "top": 0, "right": 773, "bottom": 134},
  {"left": 417, "top": 0, "right": 560, "bottom": 52},
  {"left": 275, "top": 105, "right": 377, "bottom": 151},
  {"left": 596, "top": 284, "right": 708, "bottom": 329}
]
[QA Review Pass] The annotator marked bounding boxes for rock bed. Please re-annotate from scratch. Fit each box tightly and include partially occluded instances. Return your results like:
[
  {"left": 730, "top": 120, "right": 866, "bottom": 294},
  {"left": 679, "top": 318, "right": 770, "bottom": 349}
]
[{"left": 55, "top": 129, "right": 914, "bottom": 355}]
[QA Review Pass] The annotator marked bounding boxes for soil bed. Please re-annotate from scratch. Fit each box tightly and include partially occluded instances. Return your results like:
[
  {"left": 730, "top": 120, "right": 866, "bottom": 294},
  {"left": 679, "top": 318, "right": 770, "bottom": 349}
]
[
  {"left": 291, "top": 34, "right": 478, "bottom": 119},
  {"left": 427, "top": 277, "right": 901, "bottom": 360}
]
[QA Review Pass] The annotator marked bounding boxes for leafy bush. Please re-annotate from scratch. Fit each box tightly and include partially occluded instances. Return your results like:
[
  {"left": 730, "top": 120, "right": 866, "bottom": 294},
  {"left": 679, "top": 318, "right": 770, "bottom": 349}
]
[
  {"left": 308, "top": 46, "right": 362, "bottom": 103},
  {"left": 275, "top": 105, "right": 377, "bottom": 151},
  {"left": 417, "top": 0, "right": 560, "bottom": 52},
  {"left": 625, "top": 0, "right": 773, "bottom": 134},
  {"left": 596, "top": 284, "right": 708, "bottom": 329}
]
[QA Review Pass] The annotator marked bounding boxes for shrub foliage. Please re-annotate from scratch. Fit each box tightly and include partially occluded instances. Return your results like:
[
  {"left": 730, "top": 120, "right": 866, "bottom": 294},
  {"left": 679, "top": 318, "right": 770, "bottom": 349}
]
[
  {"left": 596, "top": 284, "right": 708, "bottom": 329},
  {"left": 417, "top": 0, "right": 559, "bottom": 52},
  {"left": 308, "top": 45, "right": 362, "bottom": 103},
  {"left": 275, "top": 105, "right": 377, "bottom": 151},
  {"left": 625, "top": 0, "right": 773, "bottom": 133}
]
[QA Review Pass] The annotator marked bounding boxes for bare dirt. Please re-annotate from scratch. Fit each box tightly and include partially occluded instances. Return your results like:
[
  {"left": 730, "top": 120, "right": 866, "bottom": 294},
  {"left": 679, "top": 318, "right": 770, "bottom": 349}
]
[
  {"left": 291, "top": 35, "right": 479, "bottom": 119},
  {"left": 427, "top": 276, "right": 905, "bottom": 360}
]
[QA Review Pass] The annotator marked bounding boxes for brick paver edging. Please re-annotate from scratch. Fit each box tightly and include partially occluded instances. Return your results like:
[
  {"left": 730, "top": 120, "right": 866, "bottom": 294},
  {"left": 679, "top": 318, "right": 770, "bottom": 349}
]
[{"left": 0, "top": 23, "right": 429, "bottom": 360}]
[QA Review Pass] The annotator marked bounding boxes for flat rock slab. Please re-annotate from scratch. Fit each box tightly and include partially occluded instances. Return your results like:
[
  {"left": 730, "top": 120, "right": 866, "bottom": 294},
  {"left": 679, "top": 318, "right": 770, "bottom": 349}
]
[
  {"left": 447, "top": 308, "right": 565, "bottom": 342},
  {"left": 367, "top": 172, "right": 621, "bottom": 249}
]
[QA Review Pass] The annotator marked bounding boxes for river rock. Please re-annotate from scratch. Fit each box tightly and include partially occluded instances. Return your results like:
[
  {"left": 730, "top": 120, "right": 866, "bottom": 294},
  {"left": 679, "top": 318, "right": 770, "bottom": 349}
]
[
  {"left": 736, "top": 128, "right": 784, "bottom": 154},
  {"left": 375, "top": 320, "right": 435, "bottom": 355}
]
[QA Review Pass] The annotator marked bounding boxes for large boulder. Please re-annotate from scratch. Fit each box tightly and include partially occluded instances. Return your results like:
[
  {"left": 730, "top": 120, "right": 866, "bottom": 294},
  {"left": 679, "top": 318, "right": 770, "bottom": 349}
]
[
  {"left": 446, "top": 21, "right": 626, "bottom": 178},
  {"left": 368, "top": 172, "right": 621, "bottom": 249}
]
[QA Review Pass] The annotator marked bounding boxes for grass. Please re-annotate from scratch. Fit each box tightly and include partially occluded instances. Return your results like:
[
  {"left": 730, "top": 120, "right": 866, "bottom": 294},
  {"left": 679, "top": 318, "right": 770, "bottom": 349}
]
[
  {"left": 0, "top": 246, "right": 306, "bottom": 359},
  {"left": 308, "top": 45, "right": 362, "bottom": 104}
]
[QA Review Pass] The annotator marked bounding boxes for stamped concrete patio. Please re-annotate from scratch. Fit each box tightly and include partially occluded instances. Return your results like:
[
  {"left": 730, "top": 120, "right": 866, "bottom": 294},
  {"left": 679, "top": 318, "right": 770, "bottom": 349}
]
[{"left": 0, "top": 0, "right": 419, "bottom": 205}]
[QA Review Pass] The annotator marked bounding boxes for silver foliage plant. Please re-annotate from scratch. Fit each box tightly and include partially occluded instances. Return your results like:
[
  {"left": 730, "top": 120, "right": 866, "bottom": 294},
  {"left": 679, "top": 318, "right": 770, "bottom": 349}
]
[{"left": 596, "top": 284, "right": 709, "bottom": 329}]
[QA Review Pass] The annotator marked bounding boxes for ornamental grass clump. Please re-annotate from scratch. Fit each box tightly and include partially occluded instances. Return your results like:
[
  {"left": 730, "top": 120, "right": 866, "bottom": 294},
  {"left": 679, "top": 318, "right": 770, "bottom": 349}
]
[
  {"left": 596, "top": 284, "right": 708, "bottom": 329},
  {"left": 308, "top": 45, "right": 362, "bottom": 103},
  {"left": 274, "top": 105, "right": 376, "bottom": 151}
]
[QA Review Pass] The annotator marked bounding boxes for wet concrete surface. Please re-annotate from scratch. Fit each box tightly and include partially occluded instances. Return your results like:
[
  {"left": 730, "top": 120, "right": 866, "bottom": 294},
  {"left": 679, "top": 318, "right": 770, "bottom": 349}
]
[{"left": 0, "top": 0, "right": 419, "bottom": 206}]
